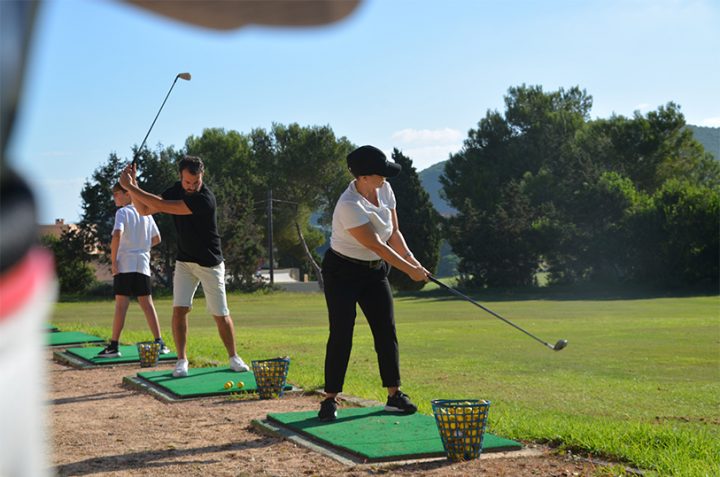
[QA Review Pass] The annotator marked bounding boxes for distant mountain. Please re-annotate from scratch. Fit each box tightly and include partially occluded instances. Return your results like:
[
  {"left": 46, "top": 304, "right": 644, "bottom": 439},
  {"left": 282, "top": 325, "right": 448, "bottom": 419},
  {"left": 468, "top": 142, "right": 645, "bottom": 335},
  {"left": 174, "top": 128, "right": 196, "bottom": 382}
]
[
  {"left": 418, "top": 161, "right": 455, "bottom": 216},
  {"left": 417, "top": 125, "right": 720, "bottom": 216},
  {"left": 687, "top": 125, "right": 720, "bottom": 160}
]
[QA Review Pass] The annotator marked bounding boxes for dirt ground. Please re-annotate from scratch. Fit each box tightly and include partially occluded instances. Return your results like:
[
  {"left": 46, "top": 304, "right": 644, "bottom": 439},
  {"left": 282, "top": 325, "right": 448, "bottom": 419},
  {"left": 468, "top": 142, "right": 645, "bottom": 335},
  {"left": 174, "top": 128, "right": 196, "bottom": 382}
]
[{"left": 47, "top": 352, "right": 607, "bottom": 476}]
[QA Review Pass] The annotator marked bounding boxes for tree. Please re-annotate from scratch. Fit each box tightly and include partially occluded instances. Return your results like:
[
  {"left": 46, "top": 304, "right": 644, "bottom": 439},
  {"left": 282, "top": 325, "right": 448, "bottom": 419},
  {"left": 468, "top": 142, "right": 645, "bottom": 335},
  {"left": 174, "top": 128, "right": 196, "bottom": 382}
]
[
  {"left": 78, "top": 152, "right": 124, "bottom": 259},
  {"left": 626, "top": 180, "right": 719, "bottom": 287},
  {"left": 40, "top": 230, "right": 95, "bottom": 294},
  {"left": 442, "top": 84, "right": 719, "bottom": 289},
  {"left": 579, "top": 103, "right": 719, "bottom": 193},
  {"left": 442, "top": 85, "right": 591, "bottom": 287},
  {"left": 386, "top": 149, "right": 441, "bottom": 291},
  {"left": 212, "top": 178, "right": 265, "bottom": 289},
  {"left": 186, "top": 124, "right": 354, "bottom": 281}
]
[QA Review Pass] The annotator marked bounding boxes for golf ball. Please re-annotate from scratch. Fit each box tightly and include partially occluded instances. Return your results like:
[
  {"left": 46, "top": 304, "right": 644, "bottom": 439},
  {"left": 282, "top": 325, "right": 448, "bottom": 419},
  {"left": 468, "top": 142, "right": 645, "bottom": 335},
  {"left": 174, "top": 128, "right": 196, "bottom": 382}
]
[{"left": 224, "top": 380, "right": 234, "bottom": 389}]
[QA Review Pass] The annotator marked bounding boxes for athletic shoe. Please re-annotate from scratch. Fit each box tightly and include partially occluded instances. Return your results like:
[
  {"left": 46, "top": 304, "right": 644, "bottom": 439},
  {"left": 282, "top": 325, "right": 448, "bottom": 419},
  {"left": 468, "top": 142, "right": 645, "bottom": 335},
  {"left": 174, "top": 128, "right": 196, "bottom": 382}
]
[
  {"left": 172, "top": 359, "right": 189, "bottom": 377},
  {"left": 318, "top": 397, "right": 338, "bottom": 421},
  {"left": 96, "top": 345, "right": 121, "bottom": 358},
  {"left": 229, "top": 355, "right": 250, "bottom": 372},
  {"left": 385, "top": 390, "right": 417, "bottom": 414},
  {"left": 155, "top": 338, "right": 170, "bottom": 355}
]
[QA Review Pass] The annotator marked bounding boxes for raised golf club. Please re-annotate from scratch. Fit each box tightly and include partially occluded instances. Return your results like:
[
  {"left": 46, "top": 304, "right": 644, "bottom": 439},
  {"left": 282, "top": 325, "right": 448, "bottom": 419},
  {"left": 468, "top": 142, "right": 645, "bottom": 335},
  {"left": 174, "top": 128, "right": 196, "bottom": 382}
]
[
  {"left": 132, "top": 72, "right": 191, "bottom": 164},
  {"left": 428, "top": 275, "right": 568, "bottom": 351}
]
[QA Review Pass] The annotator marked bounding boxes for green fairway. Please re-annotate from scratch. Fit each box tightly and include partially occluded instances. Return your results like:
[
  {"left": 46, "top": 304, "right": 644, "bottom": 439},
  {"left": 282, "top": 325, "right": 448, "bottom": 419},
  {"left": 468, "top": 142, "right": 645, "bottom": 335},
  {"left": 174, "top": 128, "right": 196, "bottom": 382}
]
[{"left": 50, "top": 290, "right": 719, "bottom": 476}]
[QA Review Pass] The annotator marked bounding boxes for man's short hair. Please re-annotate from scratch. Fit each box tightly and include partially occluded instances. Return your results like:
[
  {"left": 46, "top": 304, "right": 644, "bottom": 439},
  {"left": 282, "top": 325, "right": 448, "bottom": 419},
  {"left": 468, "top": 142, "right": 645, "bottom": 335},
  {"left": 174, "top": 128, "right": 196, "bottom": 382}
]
[
  {"left": 179, "top": 155, "right": 204, "bottom": 175},
  {"left": 112, "top": 182, "right": 126, "bottom": 193}
]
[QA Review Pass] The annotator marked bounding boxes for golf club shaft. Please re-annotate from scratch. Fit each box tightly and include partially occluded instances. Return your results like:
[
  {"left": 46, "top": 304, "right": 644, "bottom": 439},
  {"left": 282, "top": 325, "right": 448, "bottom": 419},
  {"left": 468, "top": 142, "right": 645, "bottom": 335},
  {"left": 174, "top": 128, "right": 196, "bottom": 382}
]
[
  {"left": 133, "top": 75, "right": 183, "bottom": 164},
  {"left": 428, "top": 275, "right": 556, "bottom": 350}
]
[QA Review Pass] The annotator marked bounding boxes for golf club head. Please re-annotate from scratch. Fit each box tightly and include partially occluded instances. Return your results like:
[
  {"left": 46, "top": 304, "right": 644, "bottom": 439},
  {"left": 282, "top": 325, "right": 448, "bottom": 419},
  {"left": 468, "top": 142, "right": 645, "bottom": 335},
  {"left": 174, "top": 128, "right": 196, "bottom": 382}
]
[
  {"left": 553, "top": 339, "right": 568, "bottom": 351},
  {"left": 177, "top": 72, "right": 191, "bottom": 81}
]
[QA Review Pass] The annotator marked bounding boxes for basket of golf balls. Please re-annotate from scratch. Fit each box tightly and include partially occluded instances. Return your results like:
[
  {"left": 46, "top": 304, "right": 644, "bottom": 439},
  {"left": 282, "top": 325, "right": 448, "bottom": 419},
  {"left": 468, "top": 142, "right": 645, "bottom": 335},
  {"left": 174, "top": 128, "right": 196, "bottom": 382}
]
[
  {"left": 431, "top": 399, "right": 491, "bottom": 462},
  {"left": 136, "top": 341, "right": 161, "bottom": 368},
  {"left": 251, "top": 357, "right": 290, "bottom": 399}
]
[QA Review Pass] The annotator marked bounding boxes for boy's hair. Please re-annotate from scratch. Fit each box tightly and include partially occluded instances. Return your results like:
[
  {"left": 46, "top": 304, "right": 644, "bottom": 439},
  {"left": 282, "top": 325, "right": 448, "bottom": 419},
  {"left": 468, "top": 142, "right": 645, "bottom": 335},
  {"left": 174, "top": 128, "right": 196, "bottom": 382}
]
[
  {"left": 112, "top": 182, "right": 126, "bottom": 193},
  {"left": 178, "top": 155, "right": 204, "bottom": 175}
]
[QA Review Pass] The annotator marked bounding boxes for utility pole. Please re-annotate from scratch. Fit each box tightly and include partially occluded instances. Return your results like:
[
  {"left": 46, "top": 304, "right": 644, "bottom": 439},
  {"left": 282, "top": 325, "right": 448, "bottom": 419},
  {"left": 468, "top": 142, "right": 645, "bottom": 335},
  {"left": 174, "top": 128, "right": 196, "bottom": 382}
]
[{"left": 267, "top": 188, "right": 274, "bottom": 286}]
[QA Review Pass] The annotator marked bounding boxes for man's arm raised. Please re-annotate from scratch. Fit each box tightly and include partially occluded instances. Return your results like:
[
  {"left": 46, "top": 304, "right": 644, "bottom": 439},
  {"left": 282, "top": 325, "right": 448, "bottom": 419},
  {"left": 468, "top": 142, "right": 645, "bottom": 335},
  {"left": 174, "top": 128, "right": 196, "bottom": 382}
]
[{"left": 119, "top": 164, "right": 192, "bottom": 216}]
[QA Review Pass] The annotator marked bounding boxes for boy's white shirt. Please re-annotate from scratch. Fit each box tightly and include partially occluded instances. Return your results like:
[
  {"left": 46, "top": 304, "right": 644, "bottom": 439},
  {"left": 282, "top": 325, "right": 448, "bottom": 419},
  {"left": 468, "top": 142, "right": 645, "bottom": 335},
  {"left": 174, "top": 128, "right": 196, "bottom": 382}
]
[{"left": 113, "top": 204, "right": 160, "bottom": 276}]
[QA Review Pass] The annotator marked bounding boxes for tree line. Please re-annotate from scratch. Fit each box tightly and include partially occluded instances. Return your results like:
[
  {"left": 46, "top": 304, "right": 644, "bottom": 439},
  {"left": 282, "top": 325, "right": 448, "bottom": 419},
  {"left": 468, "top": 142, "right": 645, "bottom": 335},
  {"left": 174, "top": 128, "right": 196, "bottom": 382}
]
[
  {"left": 442, "top": 85, "right": 719, "bottom": 288},
  {"left": 43, "top": 85, "right": 718, "bottom": 294}
]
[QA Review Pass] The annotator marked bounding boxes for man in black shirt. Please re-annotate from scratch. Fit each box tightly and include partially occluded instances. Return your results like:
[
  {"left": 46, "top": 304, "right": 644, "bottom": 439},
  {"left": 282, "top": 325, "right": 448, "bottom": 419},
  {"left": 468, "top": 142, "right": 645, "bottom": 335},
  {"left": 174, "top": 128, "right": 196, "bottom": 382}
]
[{"left": 119, "top": 156, "right": 250, "bottom": 377}]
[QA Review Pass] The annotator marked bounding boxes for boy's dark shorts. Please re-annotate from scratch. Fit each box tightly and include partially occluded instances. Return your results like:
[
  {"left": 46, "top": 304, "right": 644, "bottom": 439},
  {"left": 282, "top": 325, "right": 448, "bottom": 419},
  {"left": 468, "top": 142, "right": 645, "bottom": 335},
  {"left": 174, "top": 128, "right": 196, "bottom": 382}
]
[{"left": 114, "top": 272, "right": 152, "bottom": 297}]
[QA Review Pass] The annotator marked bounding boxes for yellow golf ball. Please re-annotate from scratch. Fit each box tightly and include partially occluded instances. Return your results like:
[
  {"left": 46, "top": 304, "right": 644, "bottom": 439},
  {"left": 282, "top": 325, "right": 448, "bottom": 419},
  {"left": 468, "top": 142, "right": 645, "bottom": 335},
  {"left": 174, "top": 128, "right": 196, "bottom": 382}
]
[
  {"left": 224, "top": 380, "right": 234, "bottom": 389},
  {"left": 236, "top": 381, "right": 244, "bottom": 389}
]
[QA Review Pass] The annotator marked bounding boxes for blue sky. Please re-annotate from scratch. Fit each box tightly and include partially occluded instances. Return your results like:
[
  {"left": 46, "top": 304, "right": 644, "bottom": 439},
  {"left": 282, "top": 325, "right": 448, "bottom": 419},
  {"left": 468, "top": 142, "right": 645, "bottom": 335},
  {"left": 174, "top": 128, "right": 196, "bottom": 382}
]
[{"left": 8, "top": 0, "right": 720, "bottom": 224}]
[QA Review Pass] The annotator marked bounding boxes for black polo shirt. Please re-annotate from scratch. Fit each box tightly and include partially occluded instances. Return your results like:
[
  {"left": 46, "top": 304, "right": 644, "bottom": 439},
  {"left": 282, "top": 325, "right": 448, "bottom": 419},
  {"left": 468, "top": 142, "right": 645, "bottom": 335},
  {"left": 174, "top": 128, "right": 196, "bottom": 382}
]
[{"left": 162, "top": 182, "right": 223, "bottom": 267}]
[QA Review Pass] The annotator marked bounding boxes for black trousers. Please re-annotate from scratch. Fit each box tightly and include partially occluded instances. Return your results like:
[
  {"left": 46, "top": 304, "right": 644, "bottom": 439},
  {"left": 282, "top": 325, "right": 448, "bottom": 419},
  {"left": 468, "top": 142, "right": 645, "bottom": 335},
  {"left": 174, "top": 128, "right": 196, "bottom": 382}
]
[{"left": 321, "top": 249, "right": 400, "bottom": 393}]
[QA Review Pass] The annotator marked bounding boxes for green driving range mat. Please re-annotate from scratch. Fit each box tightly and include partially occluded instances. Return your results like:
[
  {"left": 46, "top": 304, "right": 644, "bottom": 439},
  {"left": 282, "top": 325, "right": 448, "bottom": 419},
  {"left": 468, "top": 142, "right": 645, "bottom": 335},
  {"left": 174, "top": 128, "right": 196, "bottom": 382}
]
[
  {"left": 46, "top": 323, "right": 59, "bottom": 332},
  {"left": 65, "top": 345, "right": 177, "bottom": 365},
  {"left": 47, "top": 331, "right": 104, "bottom": 346},
  {"left": 135, "top": 367, "right": 292, "bottom": 398},
  {"left": 266, "top": 406, "right": 521, "bottom": 462}
]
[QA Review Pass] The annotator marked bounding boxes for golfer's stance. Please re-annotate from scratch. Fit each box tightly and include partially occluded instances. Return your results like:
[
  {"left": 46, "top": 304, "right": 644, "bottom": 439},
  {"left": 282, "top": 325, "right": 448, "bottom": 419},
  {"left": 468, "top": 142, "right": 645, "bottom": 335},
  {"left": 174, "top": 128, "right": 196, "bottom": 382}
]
[
  {"left": 119, "top": 156, "right": 250, "bottom": 377},
  {"left": 318, "top": 145, "right": 429, "bottom": 421}
]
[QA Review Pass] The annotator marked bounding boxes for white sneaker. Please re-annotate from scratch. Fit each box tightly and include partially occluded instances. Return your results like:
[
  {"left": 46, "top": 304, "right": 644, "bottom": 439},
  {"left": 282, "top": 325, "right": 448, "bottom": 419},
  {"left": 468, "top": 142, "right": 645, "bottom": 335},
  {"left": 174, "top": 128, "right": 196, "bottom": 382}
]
[
  {"left": 172, "top": 359, "right": 189, "bottom": 377},
  {"left": 229, "top": 355, "right": 250, "bottom": 372}
]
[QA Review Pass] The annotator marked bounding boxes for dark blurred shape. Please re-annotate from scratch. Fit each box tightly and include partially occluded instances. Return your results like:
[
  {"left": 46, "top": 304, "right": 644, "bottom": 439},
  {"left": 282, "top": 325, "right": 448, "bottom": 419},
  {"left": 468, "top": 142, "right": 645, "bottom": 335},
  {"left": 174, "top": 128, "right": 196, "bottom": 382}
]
[
  {"left": 1, "top": 0, "right": 39, "bottom": 160},
  {"left": 124, "top": 0, "right": 361, "bottom": 30},
  {"left": 1, "top": 0, "right": 40, "bottom": 272},
  {"left": 0, "top": 169, "right": 37, "bottom": 273}
]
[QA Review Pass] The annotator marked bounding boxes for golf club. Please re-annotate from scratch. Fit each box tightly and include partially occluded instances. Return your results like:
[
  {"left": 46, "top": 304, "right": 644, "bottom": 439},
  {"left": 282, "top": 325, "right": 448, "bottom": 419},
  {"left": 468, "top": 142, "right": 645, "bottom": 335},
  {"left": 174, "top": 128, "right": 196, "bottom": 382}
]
[
  {"left": 132, "top": 72, "right": 191, "bottom": 164},
  {"left": 428, "top": 275, "right": 568, "bottom": 351}
]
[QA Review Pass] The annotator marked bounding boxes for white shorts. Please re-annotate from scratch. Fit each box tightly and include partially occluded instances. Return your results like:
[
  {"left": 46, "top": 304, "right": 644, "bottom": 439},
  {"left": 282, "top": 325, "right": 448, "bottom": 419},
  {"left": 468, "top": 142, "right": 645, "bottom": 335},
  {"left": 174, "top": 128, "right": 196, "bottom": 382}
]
[{"left": 173, "top": 261, "right": 230, "bottom": 317}]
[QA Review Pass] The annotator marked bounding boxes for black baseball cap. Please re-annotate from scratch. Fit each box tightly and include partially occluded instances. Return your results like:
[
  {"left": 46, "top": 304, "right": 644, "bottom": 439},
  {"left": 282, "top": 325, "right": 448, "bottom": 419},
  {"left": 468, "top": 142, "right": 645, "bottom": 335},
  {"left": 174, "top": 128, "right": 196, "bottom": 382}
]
[{"left": 347, "top": 145, "right": 402, "bottom": 178}]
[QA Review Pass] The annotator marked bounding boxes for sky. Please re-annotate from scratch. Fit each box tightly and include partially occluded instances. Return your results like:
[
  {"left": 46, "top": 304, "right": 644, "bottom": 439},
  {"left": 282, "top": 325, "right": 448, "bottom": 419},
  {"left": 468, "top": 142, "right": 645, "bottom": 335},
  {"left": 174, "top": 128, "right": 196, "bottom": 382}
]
[{"left": 7, "top": 0, "right": 720, "bottom": 224}]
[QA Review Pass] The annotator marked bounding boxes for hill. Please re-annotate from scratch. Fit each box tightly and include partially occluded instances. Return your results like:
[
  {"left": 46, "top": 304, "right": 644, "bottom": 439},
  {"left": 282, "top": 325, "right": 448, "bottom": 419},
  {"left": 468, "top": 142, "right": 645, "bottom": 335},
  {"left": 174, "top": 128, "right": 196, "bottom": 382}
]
[
  {"left": 418, "top": 124, "right": 720, "bottom": 215},
  {"left": 418, "top": 161, "right": 455, "bottom": 216},
  {"left": 687, "top": 125, "right": 720, "bottom": 160}
]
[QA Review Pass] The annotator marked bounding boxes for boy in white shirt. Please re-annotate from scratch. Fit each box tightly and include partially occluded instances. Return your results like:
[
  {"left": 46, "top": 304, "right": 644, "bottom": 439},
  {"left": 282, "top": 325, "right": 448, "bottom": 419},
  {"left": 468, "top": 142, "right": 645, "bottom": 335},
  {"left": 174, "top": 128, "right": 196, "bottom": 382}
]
[{"left": 97, "top": 183, "right": 168, "bottom": 357}]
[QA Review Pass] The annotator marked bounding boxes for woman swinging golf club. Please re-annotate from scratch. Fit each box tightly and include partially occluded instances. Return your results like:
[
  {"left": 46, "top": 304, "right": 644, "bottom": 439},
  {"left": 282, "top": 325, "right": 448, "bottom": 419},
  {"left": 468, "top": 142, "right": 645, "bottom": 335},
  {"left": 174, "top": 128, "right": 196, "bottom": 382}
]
[{"left": 318, "top": 145, "right": 430, "bottom": 421}]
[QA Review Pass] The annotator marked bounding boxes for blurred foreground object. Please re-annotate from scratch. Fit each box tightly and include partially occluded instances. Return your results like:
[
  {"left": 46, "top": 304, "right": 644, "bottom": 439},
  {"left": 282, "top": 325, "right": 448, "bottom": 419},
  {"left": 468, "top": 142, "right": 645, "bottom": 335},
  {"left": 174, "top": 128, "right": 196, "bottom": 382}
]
[{"left": 124, "top": 0, "right": 360, "bottom": 30}]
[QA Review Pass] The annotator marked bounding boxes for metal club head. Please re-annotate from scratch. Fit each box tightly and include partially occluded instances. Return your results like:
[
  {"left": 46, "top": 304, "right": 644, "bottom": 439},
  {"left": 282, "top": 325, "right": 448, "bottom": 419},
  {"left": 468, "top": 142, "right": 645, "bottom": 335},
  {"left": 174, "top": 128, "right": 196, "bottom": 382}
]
[
  {"left": 177, "top": 72, "right": 191, "bottom": 81},
  {"left": 553, "top": 339, "right": 568, "bottom": 351}
]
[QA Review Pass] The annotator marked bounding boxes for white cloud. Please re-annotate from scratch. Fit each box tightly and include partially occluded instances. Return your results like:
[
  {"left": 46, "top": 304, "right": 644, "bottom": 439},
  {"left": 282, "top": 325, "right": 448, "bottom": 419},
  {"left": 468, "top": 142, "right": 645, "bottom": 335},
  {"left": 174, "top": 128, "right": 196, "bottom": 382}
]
[
  {"left": 699, "top": 117, "right": 720, "bottom": 127},
  {"left": 391, "top": 128, "right": 463, "bottom": 145},
  {"left": 387, "top": 127, "right": 464, "bottom": 170}
]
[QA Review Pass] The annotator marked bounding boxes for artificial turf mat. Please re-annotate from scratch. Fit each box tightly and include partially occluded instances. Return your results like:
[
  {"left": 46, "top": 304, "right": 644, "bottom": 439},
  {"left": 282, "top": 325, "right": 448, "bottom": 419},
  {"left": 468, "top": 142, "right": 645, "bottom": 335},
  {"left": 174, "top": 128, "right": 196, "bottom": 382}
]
[
  {"left": 47, "top": 331, "right": 104, "bottom": 346},
  {"left": 46, "top": 323, "right": 59, "bottom": 332},
  {"left": 266, "top": 406, "right": 522, "bottom": 462},
  {"left": 65, "top": 345, "right": 177, "bottom": 365},
  {"left": 135, "top": 367, "right": 292, "bottom": 398}
]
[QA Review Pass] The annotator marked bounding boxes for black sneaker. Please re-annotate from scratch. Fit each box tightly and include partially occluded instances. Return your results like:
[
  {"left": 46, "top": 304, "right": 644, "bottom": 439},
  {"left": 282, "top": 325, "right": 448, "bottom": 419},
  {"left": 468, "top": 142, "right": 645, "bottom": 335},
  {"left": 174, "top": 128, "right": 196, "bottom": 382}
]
[
  {"left": 96, "top": 345, "right": 121, "bottom": 358},
  {"left": 155, "top": 339, "right": 170, "bottom": 354},
  {"left": 318, "top": 398, "right": 338, "bottom": 421},
  {"left": 385, "top": 390, "right": 417, "bottom": 414}
]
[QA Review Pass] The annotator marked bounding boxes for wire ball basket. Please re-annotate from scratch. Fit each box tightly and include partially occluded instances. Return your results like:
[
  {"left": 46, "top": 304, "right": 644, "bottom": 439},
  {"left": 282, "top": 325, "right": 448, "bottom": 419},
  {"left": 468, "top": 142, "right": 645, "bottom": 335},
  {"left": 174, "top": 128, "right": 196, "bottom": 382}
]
[
  {"left": 136, "top": 341, "right": 160, "bottom": 367},
  {"left": 251, "top": 357, "right": 290, "bottom": 399},
  {"left": 431, "top": 399, "right": 491, "bottom": 461}
]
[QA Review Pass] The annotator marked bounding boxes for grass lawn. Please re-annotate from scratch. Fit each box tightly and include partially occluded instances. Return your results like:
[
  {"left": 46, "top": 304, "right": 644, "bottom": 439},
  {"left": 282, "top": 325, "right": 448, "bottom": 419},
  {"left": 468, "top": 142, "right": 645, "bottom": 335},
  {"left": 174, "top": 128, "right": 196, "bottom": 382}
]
[{"left": 51, "top": 288, "right": 719, "bottom": 477}]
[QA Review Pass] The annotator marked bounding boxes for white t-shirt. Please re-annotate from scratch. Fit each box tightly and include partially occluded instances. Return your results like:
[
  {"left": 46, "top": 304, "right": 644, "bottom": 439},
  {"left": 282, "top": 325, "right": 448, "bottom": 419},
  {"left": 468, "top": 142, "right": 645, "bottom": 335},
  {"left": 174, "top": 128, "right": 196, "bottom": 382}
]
[
  {"left": 330, "top": 181, "right": 396, "bottom": 261},
  {"left": 113, "top": 204, "right": 160, "bottom": 276}
]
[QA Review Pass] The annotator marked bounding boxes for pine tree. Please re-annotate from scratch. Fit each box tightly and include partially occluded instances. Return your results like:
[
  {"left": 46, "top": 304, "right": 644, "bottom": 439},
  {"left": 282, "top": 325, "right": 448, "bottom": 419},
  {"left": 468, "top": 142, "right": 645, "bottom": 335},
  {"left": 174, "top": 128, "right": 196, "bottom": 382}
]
[{"left": 387, "top": 149, "right": 442, "bottom": 291}]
